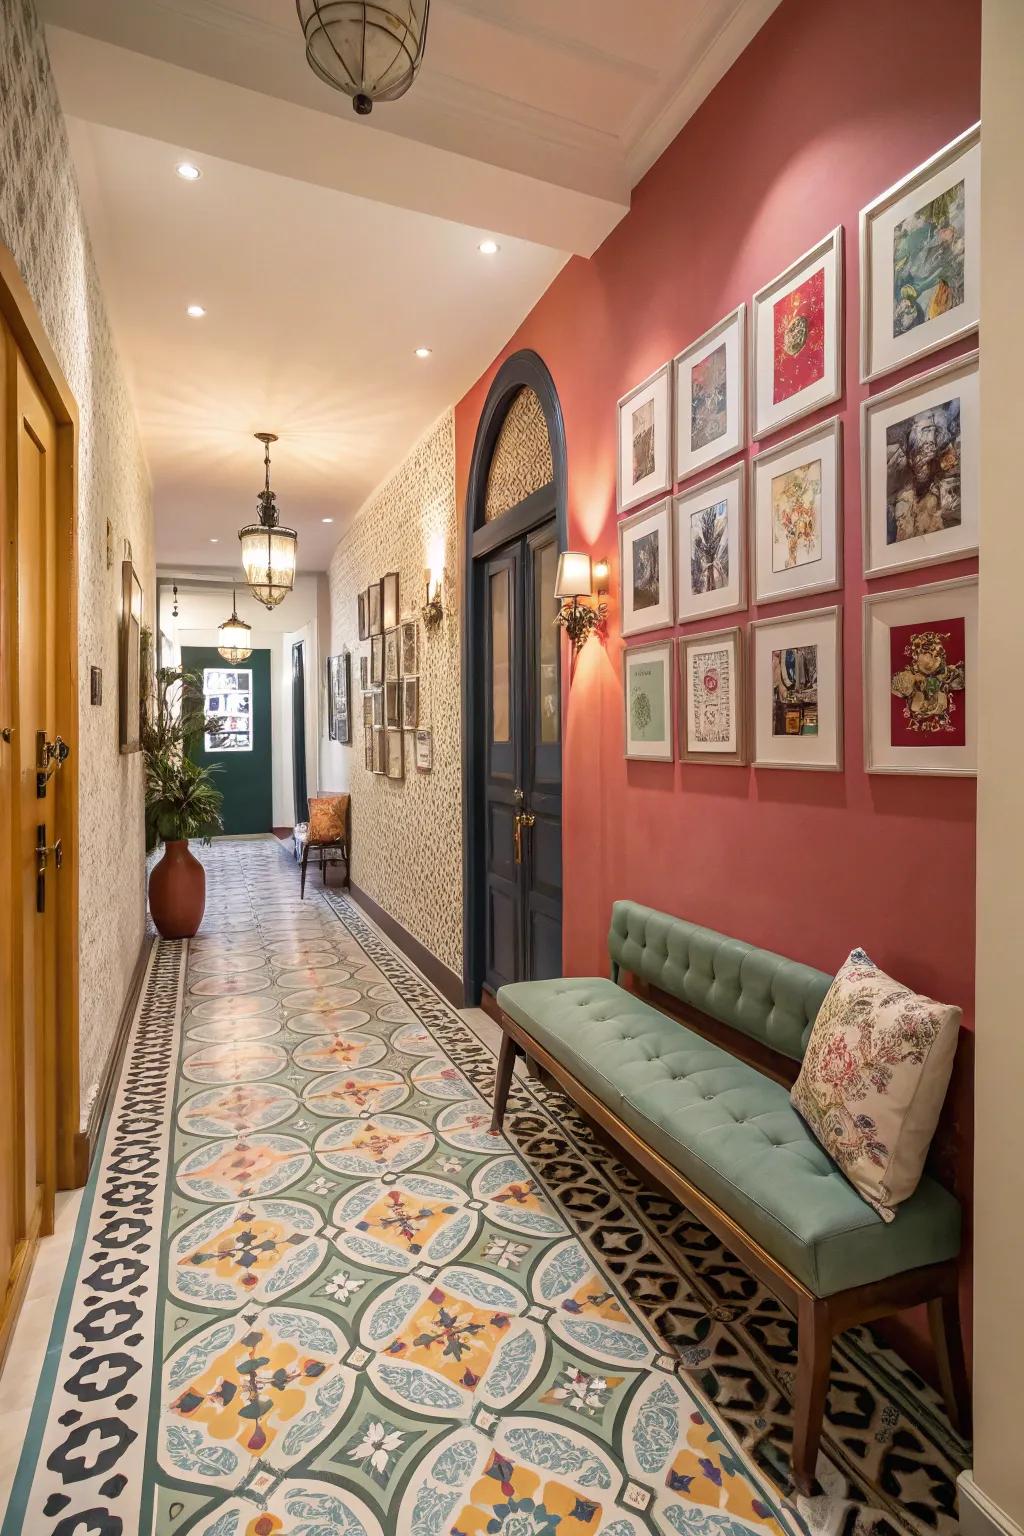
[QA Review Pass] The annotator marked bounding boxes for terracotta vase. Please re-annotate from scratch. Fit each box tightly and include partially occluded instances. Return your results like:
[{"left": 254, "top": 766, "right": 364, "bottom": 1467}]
[{"left": 149, "top": 839, "right": 206, "bottom": 939}]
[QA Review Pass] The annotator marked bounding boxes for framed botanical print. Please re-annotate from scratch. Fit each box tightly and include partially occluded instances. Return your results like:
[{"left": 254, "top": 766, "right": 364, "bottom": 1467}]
[
  {"left": 385, "top": 679, "right": 400, "bottom": 727},
  {"left": 617, "top": 362, "right": 673, "bottom": 513},
  {"left": 623, "top": 640, "right": 674, "bottom": 762},
  {"left": 402, "top": 676, "right": 419, "bottom": 728},
  {"left": 364, "top": 725, "right": 373, "bottom": 771},
  {"left": 326, "top": 655, "right": 338, "bottom": 741},
  {"left": 863, "top": 576, "right": 977, "bottom": 775},
  {"left": 751, "top": 416, "right": 842, "bottom": 604},
  {"left": 385, "top": 726, "right": 404, "bottom": 780},
  {"left": 362, "top": 692, "right": 373, "bottom": 733},
  {"left": 372, "top": 726, "right": 385, "bottom": 774},
  {"left": 370, "top": 633, "right": 384, "bottom": 686},
  {"left": 618, "top": 498, "right": 673, "bottom": 637},
  {"left": 367, "top": 581, "right": 383, "bottom": 637},
  {"left": 860, "top": 123, "right": 980, "bottom": 382},
  {"left": 414, "top": 728, "right": 433, "bottom": 771},
  {"left": 861, "top": 350, "right": 978, "bottom": 578},
  {"left": 333, "top": 651, "right": 351, "bottom": 745},
  {"left": 119, "top": 559, "right": 143, "bottom": 753},
  {"left": 752, "top": 227, "right": 843, "bottom": 439},
  {"left": 679, "top": 626, "right": 745, "bottom": 765},
  {"left": 400, "top": 619, "right": 418, "bottom": 677},
  {"left": 675, "top": 464, "right": 745, "bottom": 624},
  {"left": 674, "top": 304, "right": 745, "bottom": 482},
  {"left": 384, "top": 626, "right": 399, "bottom": 682},
  {"left": 750, "top": 606, "right": 842, "bottom": 771},
  {"left": 359, "top": 654, "right": 369, "bottom": 692},
  {"left": 357, "top": 590, "right": 368, "bottom": 641},
  {"left": 382, "top": 571, "right": 400, "bottom": 631},
  {"left": 371, "top": 687, "right": 383, "bottom": 728}
]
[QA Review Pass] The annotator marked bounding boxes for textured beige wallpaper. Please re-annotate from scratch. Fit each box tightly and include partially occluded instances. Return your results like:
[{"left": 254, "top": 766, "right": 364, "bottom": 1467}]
[
  {"left": 323, "top": 410, "right": 462, "bottom": 977},
  {"left": 0, "top": 1, "right": 154, "bottom": 1114}
]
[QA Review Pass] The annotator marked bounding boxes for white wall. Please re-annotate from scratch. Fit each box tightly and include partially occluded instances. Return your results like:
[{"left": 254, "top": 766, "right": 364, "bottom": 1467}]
[{"left": 158, "top": 575, "right": 321, "bottom": 828}]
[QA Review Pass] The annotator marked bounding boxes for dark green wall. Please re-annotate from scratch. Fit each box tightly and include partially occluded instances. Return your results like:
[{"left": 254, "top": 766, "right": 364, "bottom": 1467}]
[{"left": 183, "top": 646, "right": 273, "bottom": 836}]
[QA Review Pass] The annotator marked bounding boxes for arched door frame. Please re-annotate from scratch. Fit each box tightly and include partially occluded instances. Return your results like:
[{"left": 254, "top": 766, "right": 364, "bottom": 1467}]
[{"left": 461, "top": 350, "right": 568, "bottom": 1004}]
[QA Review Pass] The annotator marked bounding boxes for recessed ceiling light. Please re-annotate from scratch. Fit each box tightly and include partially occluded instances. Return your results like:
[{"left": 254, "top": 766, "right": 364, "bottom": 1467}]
[
  {"left": 321, "top": 517, "right": 334, "bottom": 524},
  {"left": 209, "top": 537, "right": 219, "bottom": 543},
  {"left": 414, "top": 346, "right": 432, "bottom": 359},
  {"left": 176, "top": 161, "right": 202, "bottom": 181},
  {"left": 478, "top": 239, "right": 500, "bottom": 255},
  {"left": 186, "top": 303, "right": 206, "bottom": 318}
]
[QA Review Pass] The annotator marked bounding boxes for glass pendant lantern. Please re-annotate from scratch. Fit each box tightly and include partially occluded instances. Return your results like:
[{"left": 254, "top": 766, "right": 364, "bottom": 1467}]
[
  {"left": 295, "top": 1, "right": 430, "bottom": 115},
  {"left": 217, "top": 589, "right": 253, "bottom": 663},
  {"left": 238, "top": 431, "right": 298, "bottom": 610}
]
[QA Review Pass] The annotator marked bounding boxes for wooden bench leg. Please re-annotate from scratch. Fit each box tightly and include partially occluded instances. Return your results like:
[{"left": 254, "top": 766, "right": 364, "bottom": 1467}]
[
  {"left": 928, "top": 1275, "right": 971, "bottom": 1438},
  {"left": 792, "top": 1295, "right": 831, "bottom": 1496},
  {"left": 526, "top": 1054, "right": 541, "bottom": 1080},
  {"left": 491, "top": 1029, "right": 517, "bottom": 1132}
]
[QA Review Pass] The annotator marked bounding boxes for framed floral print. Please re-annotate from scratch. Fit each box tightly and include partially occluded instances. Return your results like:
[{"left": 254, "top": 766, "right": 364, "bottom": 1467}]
[
  {"left": 382, "top": 571, "right": 400, "bottom": 631},
  {"left": 861, "top": 350, "right": 979, "bottom": 578},
  {"left": 863, "top": 576, "right": 977, "bottom": 775},
  {"left": 674, "top": 304, "right": 746, "bottom": 482},
  {"left": 623, "top": 640, "right": 674, "bottom": 762},
  {"left": 675, "top": 463, "right": 745, "bottom": 624},
  {"left": 751, "top": 415, "right": 842, "bottom": 604},
  {"left": 617, "top": 362, "right": 673, "bottom": 513},
  {"left": 367, "top": 581, "right": 383, "bottom": 637},
  {"left": 860, "top": 123, "right": 980, "bottom": 383},
  {"left": 618, "top": 498, "right": 673, "bottom": 637},
  {"left": 752, "top": 227, "right": 843, "bottom": 439},
  {"left": 749, "top": 605, "right": 842, "bottom": 771},
  {"left": 679, "top": 626, "right": 745, "bottom": 765}
]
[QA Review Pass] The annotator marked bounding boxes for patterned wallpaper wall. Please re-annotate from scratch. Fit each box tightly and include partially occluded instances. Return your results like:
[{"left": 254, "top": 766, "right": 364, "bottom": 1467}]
[
  {"left": 484, "top": 387, "right": 554, "bottom": 520},
  {"left": 0, "top": 0, "right": 154, "bottom": 1112},
  {"left": 322, "top": 411, "right": 463, "bottom": 977}
]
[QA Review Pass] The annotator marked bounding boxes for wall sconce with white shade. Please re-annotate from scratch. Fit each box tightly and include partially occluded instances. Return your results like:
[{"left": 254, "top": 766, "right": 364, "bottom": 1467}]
[{"left": 554, "top": 551, "right": 607, "bottom": 652}]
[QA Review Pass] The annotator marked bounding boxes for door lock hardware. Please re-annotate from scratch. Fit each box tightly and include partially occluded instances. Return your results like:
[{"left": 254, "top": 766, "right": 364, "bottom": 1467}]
[
  {"left": 36, "top": 825, "right": 62, "bottom": 912},
  {"left": 513, "top": 809, "right": 536, "bottom": 865},
  {"left": 36, "top": 732, "right": 70, "bottom": 796},
  {"left": 0, "top": 726, "right": 12, "bottom": 743}
]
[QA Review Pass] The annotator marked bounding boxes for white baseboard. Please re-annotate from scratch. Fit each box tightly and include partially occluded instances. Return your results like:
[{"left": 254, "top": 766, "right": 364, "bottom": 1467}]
[{"left": 959, "top": 1473, "right": 1024, "bottom": 1536}]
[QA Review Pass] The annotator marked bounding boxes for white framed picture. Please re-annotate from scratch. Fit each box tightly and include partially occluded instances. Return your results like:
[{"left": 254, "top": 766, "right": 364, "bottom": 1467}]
[
  {"left": 750, "top": 605, "right": 842, "bottom": 771},
  {"left": 751, "top": 415, "right": 842, "bottom": 604},
  {"left": 860, "top": 122, "right": 980, "bottom": 383},
  {"left": 618, "top": 498, "right": 674, "bottom": 637},
  {"left": 863, "top": 576, "right": 977, "bottom": 776},
  {"left": 623, "top": 640, "right": 674, "bottom": 762},
  {"left": 861, "top": 350, "right": 978, "bottom": 579},
  {"left": 674, "top": 464, "right": 745, "bottom": 624},
  {"left": 674, "top": 305, "right": 745, "bottom": 481},
  {"left": 752, "top": 227, "right": 843, "bottom": 439},
  {"left": 679, "top": 626, "right": 745, "bottom": 765},
  {"left": 617, "top": 362, "right": 673, "bottom": 513},
  {"left": 414, "top": 728, "right": 433, "bottom": 772}
]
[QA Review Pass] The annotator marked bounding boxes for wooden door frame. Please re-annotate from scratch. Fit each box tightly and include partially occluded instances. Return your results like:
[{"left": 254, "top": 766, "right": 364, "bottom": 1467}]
[
  {"left": 461, "top": 350, "right": 567, "bottom": 1005},
  {"left": 0, "top": 244, "right": 81, "bottom": 1194}
]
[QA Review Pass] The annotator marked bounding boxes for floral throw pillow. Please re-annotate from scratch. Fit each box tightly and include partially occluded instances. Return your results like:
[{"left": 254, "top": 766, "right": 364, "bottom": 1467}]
[
  {"left": 308, "top": 794, "right": 348, "bottom": 845},
  {"left": 791, "top": 948, "right": 960, "bottom": 1221}
]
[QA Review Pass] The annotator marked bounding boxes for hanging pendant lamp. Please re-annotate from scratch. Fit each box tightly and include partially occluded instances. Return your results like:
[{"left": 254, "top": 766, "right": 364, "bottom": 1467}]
[
  {"left": 238, "top": 432, "right": 298, "bottom": 610},
  {"left": 296, "top": 1, "right": 429, "bottom": 115},
  {"left": 217, "top": 589, "right": 253, "bottom": 663}
]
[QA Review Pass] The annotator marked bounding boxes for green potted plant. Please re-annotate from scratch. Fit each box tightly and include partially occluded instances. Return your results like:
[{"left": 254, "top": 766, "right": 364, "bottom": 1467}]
[{"left": 143, "top": 663, "right": 224, "bottom": 938}]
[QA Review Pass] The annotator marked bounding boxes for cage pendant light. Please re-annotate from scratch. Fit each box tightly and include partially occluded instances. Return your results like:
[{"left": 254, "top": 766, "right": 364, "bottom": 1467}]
[
  {"left": 296, "top": 1, "right": 429, "bottom": 115},
  {"left": 238, "top": 432, "right": 298, "bottom": 610},
  {"left": 217, "top": 589, "right": 253, "bottom": 663}
]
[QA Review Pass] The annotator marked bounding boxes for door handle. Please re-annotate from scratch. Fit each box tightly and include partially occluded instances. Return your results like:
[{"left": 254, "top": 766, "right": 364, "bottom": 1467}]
[
  {"left": 36, "top": 826, "right": 62, "bottom": 912},
  {"left": 513, "top": 809, "right": 536, "bottom": 865},
  {"left": 37, "top": 732, "right": 70, "bottom": 797}
]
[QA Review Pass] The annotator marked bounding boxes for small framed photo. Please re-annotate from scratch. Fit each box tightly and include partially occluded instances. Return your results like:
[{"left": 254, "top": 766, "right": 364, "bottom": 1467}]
[
  {"left": 384, "top": 626, "right": 400, "bottom": 682},
  {"left": 679, "top": 626, "right": 745, "bottom": 766},
  {"left": 414, "top": 728, "right": 433, "bottom": 772},
  {"left": 750, "top": 605, "right": 842, "bottom": 771},
  {"left": 623, "top": 640, "right": 674, "bottom": 762},
  {"left": 619, "top": 498, "right": 673, "bottom": 637},
  {"left": 333, "top": 651, "right": 351, "bottom": 745},
  {"left": 752, "top": 226, "right": 843, "bottom": 439},
  {"left": 362, "top": 692, "right": 373, "bottom": 733},
  {"left": 386, "top": 726, "right": 404, "bottom": 780},
  {"left": 675, "top": 463, "right": 745, "bottom": 624},
  {"left": 860, "top": 122, "right": 980, "bottom": 383},
  {"left": 372, "top": 726, "right": 385, "bottom": 775},
  {"left": 863, "top": 576, "right": 977, "bottom": 776},
  {"left": 364, "top": 725, "right": 373, "bottom": 771},
  {"left": 371, "top": 687, "right": 383, "bottom": 728},
  {"left": 861, "top": 350, "right": 978, "bottom": 579},
  {"left": 402, "top": 676, "right": 419, "bottom": 728},
  {"left": 400, "top": 619, "right": 418, "bottom": 676},
  {"left": 368, "top": 581, "right": 383, "bottom": 637},
  {"left": 751, "top": 415, "right": 842, "bottom": 604},
  {"left": 357, "top": 590, "right": 368, "bottom": 640},
  {"left": 370, "top": 633, "right": 384, "bottom": 686},
  {"left": 674, "top": 304, "right": 745, "bottom": 482},
  {"left": 617, "top": 362, "right": 673, "bottom": 513},
  {"left": 359, "top": 654, "right": 369, "bottom": 692},
  {"left": 382, "top": 572, "right": 400, "bottom": 631},
  {"left": 326, "top": 655, "right": 337, "bottom": 742},
  {"left": 385, "top": 679, "right": 400, "bottom": 727}
]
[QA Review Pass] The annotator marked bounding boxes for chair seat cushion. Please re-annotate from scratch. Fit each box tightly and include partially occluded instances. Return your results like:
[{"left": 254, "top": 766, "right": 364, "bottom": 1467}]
[{"left": 497, "top": 977, "right": 961, "bottom": 1298}]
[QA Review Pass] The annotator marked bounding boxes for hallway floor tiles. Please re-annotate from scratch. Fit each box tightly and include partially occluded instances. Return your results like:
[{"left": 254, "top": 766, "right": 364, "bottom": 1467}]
[{"left": 0, "top": 839, "right": 966, "bottom": 1536}]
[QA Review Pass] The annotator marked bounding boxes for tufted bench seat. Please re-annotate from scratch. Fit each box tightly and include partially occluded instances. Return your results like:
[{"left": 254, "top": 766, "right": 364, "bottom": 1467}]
[{"left": 491, "top": 902, "right": 967, "bottom": 1496}]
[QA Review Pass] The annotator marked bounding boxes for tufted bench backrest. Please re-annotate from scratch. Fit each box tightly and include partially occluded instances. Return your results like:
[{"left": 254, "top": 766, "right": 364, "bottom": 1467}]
[{"left": 608, "top": 900, "right": 832, "bottom": 1063}]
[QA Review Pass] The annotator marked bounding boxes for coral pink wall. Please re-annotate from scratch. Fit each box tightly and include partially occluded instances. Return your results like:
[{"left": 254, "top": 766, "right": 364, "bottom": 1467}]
[{"left": 455, "top": 0, "right": 981, "bottom": 1370}]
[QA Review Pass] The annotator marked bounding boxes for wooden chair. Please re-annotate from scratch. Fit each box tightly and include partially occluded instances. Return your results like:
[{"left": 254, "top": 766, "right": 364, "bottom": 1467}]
[{"left": 299, "top": 792, "right": 350, "bottom": 898}]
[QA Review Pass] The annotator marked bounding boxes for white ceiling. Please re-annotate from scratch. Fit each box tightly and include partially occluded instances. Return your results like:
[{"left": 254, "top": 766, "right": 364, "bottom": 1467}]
[{"left": 42, "top": 0, "right": 780, "bottom": 572}]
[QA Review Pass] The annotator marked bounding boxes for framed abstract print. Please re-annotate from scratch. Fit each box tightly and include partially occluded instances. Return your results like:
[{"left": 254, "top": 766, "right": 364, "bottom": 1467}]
[
  {"left": 861, "top": 350, "right": 979, "bottom": 578},
  {"left": 618, "top": 499, "right": 673, "bottom": 637},
  {"left": 617, "top": 362, "right": 673, "bottom": 513},
  {"left": 679, "top": 626, "right": 745, "bottom": 765},
  {"left": 370, "top": 633, "right": 384, "bottom": 686},
  {"left": 675, "top": 463, "right": 745, "bottom": 624},
  {"left": 752, "top": 227, "right": 843, "bottom": 439},
  {"left": 751, "top": 415, "right": 842, "bottom": 604},
  {"left": 750, "top": 605, "right": 842, "bottom": 771},
  {"left": 623, "top": 640, "right": 674, "bottom": 762},
  {"left": 414, "top": 728, "right": 433, "bottom": 772},
  {"left": 860, "top": 123, "right": 980, "bottom": 382},
  {"left": 357, "top": 590, "right": 368, "bottom": 641},
  {"left": 367, "top": 581, "right": 383, "bottom": 636},
  {"left": 400, "top": 619, "right": 418, "bottom": 677},
  {"left": 382, "top": 571, "right": 400, "bottom": 632},
  {"left": 863, "top": 576, "right": 977, "bottom": 776},
  {"left": 674, "top": 304, "right": 746, "bottom": 482},
  {"left": 385, "top": 726, "right": 404, "bottom": 780}
]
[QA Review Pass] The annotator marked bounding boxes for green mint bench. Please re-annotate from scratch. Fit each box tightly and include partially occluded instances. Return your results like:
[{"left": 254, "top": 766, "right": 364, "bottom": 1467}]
[{"left": 491, "top": 898, "right": 968, "bottom": 1495}]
